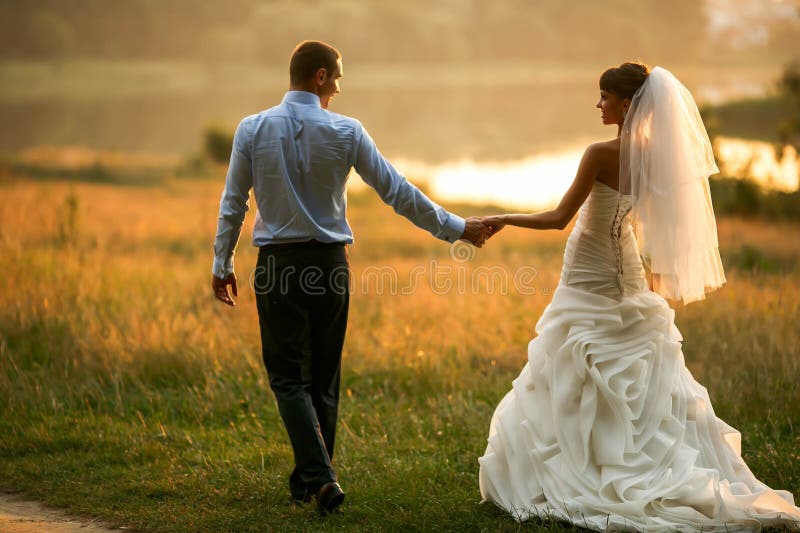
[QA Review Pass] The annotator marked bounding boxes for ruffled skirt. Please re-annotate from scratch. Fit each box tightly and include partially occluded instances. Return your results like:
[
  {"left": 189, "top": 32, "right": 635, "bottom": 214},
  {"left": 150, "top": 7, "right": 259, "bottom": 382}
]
[{"left": 478, "top": 285, "right": 800, "bottom": 532}]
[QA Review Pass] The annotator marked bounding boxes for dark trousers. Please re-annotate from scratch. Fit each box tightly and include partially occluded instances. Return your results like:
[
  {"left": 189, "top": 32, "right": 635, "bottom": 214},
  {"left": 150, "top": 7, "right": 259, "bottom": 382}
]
[{"left": 253, "top": 242, "right": 349, "bottom": 500}]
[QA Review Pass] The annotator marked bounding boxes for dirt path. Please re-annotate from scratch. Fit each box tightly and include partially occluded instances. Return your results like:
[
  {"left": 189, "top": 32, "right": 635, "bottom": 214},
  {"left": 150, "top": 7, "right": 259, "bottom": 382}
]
[{"left": 0, "top": 493, "right": 125, "bottom": 533}]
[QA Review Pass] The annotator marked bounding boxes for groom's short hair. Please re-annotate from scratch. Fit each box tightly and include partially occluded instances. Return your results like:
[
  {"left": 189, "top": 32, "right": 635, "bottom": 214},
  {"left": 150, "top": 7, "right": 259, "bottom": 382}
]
[{"left": 290, "top": 40, "right": 341, "bottom": 85}]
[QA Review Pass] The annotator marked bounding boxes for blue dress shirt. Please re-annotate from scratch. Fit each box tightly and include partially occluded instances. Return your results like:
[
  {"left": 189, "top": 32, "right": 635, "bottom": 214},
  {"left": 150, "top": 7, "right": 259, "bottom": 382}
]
[{"left": 212, "top": 90, "right": 466, "bottom": 279}]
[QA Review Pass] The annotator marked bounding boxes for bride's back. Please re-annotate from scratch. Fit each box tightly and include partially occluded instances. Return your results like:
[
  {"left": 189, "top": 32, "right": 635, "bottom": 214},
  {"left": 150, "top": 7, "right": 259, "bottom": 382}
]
[
  {"left": 591, "top": 137, "right": 622, "bottom": 192},
  {"left": 560, "top": 157, "right": 648, "bottom": 299}
]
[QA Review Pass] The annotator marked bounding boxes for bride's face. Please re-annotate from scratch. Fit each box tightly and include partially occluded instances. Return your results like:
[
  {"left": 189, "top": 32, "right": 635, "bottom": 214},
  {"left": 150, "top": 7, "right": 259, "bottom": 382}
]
[{"left": 596, "top": 90, "right": 628, "bottom": 126}]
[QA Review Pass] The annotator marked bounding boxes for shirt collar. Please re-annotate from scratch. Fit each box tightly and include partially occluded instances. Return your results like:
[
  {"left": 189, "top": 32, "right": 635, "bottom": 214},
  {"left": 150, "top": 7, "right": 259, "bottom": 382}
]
[{"left": 282, "top": 91, "right": 321, "bottom": 107}]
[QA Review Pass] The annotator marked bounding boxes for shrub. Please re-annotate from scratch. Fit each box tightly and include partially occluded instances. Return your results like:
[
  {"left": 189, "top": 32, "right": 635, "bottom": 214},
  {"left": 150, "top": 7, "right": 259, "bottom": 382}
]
[
  {"left": 710, "top": 177, "right": 800, "bottom": 221},
  {"left": 203, "top": 125, "right": 234, "bottom": 164}
]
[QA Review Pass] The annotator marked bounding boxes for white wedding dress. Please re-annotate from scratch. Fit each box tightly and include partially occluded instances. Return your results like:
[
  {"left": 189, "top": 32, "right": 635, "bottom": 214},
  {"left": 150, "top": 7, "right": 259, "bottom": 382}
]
[{"left": 478, "top": 180, "right": 800, "bottom": 532}]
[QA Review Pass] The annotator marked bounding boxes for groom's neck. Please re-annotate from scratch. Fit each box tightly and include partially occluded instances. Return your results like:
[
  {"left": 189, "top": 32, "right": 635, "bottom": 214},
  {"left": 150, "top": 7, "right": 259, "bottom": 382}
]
[{"left": 290, "top": 82, "right": 316, "bottom": 94}]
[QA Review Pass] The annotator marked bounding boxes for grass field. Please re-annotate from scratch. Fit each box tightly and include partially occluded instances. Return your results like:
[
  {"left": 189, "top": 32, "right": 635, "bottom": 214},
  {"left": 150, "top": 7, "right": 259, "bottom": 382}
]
[{"left": 1, "top": 170, "right": 799, "bottom": 532}]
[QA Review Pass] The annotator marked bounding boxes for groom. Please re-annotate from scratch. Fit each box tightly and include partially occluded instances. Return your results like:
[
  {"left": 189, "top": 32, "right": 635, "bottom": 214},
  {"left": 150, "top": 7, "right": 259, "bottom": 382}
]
[{"left": 211, "top": 40, "right": 491, "bottom": 514}]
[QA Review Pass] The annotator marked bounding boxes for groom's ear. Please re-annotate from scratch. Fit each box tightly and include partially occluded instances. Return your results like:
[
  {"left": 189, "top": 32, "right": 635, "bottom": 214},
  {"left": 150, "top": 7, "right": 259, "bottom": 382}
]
[{"left": 315, "top": 67, "right": 328, "bottom": 86}]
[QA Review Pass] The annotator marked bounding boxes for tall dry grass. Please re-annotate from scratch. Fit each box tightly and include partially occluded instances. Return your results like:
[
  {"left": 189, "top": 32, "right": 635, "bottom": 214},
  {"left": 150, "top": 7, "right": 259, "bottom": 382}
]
[{"left": 0, "top": 173, "right": 798, "bottom": 532}]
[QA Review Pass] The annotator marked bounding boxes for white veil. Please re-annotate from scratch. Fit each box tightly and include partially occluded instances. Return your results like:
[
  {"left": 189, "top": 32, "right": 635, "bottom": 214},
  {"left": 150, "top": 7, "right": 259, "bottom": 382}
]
[{"left": 620, "top": 66, "right": 726, "bottom": 304}]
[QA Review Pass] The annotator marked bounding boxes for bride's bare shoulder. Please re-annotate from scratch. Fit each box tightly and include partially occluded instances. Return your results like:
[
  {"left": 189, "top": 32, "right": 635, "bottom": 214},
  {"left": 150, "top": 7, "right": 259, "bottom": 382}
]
[
  {"left": 588, "top": 138, "right": 620, "bottom": 154},
  {"left": 584, "top": 138, "right": 620, "bottom": 164}
]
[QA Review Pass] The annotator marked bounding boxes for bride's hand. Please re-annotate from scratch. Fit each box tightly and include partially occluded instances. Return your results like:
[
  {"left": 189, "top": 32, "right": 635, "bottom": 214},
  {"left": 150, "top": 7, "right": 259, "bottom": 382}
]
[{"left": 481, "top": 216, "right": 506, "bottom": 237}]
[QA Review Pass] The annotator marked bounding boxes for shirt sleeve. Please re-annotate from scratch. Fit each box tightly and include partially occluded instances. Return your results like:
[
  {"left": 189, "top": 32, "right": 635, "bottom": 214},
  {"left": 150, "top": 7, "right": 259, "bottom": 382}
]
[
  {"left": 352, "top": 122, "right": 465, "bottom": 243},
  {"left": 212, "top": 118, "right": 254, "bottom": 279}
]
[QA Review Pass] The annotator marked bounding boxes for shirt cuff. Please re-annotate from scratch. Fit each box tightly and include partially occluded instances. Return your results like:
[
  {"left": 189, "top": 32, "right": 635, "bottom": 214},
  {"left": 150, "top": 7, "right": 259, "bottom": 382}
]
[
  {"left": 441, "top": 213, "right": 466, "bottom": 243},
  {"left": 212, "top": 256, "right": 233, "bottom": 279}
]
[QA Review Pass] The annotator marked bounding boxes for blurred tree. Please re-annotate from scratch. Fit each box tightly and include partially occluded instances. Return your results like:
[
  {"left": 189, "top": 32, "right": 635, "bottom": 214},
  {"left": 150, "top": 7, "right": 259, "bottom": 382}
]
[
  {"left": 778, "top": 59, "right": 800, "bottom": 151},
  {"left": 203, "top": 125, "right": 234, "bottom": 164},
  {"left": 779, "top": 60, "right": 800, "bottom": 103}
]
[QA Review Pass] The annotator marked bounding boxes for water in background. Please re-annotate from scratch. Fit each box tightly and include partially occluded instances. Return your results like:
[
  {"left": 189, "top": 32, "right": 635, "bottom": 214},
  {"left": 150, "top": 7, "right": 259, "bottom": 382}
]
[
  {"left": 351, "top": 137, "right": 798, "bottom": 211},
  {"left": 0, "top": 63, "right": 776, "bottom": 161},
  {"left": 3, "top": 63, "right": 795, "bottom": 209}
]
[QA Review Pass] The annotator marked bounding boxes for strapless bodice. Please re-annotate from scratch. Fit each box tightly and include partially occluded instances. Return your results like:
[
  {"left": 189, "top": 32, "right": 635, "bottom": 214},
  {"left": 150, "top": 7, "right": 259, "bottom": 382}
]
[{"left": 560, "top": 181, "right": 648, "bottom": 298}]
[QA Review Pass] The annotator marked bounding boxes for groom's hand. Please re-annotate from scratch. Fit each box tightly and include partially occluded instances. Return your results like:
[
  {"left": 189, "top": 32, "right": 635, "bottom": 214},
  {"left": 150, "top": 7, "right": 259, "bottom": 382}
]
[
  {"left": 460, "top": 216, "right": 492, "bottom": 247},
  {"left": 212, "top": 273, "right": 238, "bottom": 306},
  {"left": 481, "top": 216, "right": 506, "bottom": 237}
]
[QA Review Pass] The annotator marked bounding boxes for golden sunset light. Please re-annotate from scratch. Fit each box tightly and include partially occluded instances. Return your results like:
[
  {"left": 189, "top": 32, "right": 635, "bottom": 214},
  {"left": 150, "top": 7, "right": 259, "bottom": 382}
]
[{"left": 1, "top": 2, "right": 799, "bottom": 531}]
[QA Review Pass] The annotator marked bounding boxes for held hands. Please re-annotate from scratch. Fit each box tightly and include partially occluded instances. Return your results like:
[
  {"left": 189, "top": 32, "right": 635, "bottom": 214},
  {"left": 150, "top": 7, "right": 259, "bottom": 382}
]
[
  {"left": 212, "top": 273, "right": 238, "bottom": 306},
  {"left": 481, "top": 216, "right": 506, "bottom": 237},
  {"left": 460, "top": 216, "right": 492, "bottom": 247},
  {"left": 460, "top": 216, "right": 505, "bottom": 247}
]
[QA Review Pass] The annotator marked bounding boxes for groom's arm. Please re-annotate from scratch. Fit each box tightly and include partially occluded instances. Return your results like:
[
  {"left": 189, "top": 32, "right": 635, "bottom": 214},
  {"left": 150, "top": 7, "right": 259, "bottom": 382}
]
[
  {"left": 211, "top": 118, "right": 254, "bottom": 303},
  {"left": 352, "top": 121, "right": 478, "bottom": 244}
]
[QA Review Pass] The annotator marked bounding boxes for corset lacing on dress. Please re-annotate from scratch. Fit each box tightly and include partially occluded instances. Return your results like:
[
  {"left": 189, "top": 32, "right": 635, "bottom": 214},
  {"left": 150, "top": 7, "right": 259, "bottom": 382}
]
[{"left": 610, "top": 192, "right": 631, "bottom": 295}]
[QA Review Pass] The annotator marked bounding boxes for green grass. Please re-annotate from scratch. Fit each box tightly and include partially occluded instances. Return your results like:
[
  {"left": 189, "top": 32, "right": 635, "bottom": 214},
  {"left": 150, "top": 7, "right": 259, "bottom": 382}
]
[{"left": 1, "top": 175, "right": 799, "bottom": 532}]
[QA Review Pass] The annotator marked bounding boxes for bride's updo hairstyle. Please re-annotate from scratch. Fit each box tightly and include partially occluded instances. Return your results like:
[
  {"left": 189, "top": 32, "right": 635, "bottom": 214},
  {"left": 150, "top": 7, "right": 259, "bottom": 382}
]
[{"left": 599, "top": 61, "right": 650, "bottom": 100}]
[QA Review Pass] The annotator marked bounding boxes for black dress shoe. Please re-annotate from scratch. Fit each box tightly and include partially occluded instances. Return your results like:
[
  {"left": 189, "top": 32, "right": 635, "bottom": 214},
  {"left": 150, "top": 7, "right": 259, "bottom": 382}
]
[{"left": 316, "top": 481, "right": 345, "bottom": 515}]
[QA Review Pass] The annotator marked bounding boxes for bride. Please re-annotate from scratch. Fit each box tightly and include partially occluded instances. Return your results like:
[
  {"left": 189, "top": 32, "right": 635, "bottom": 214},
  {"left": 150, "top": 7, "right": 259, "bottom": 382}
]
[{"left": 477, "top": 62, "right": 800, "bottom": 531}]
